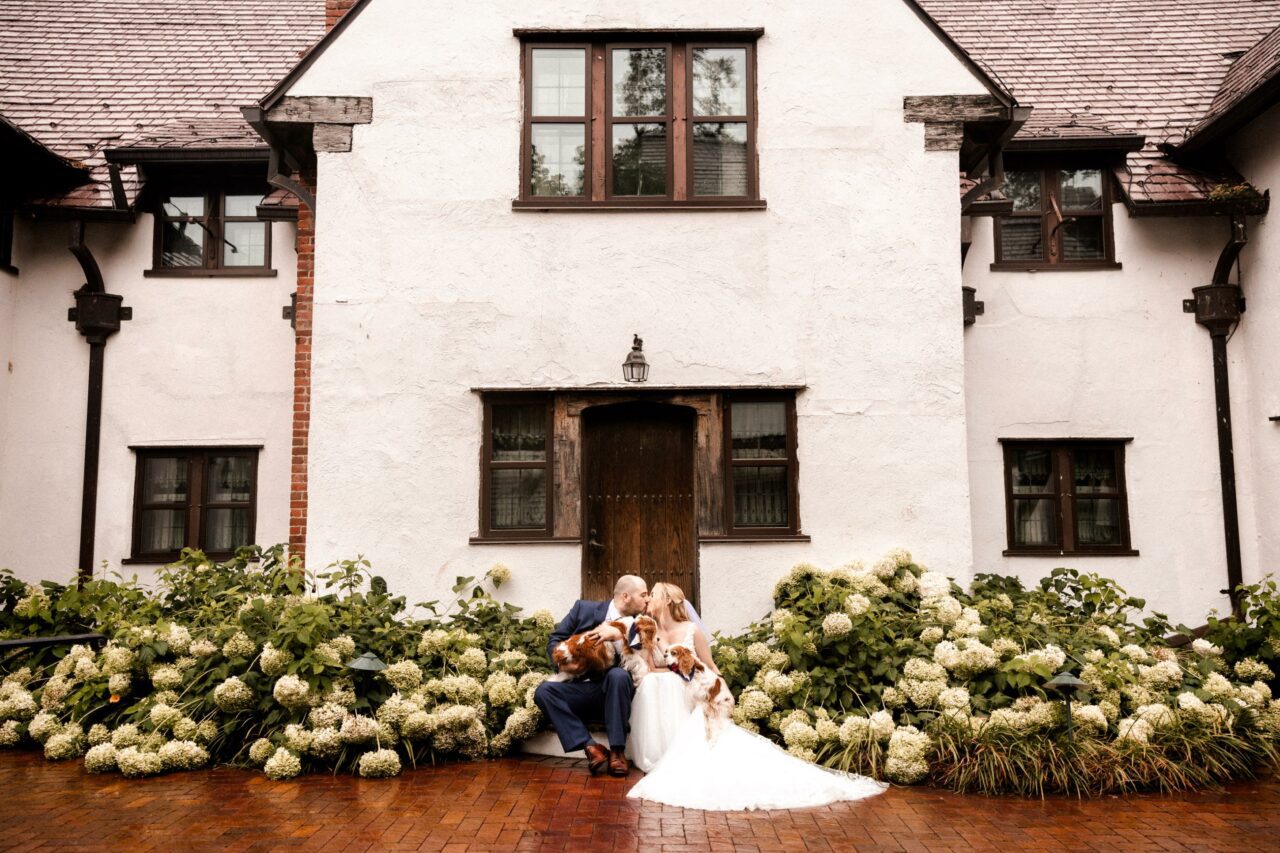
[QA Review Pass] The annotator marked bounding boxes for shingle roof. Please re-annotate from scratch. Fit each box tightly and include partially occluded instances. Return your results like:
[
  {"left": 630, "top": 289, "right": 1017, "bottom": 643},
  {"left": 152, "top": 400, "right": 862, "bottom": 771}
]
[
  {"left": 920, "top": 0, "right": 1280, "bottom": 207},
  {"left": 1184, "top": 24, "right": 1280, "bottom": 147},
  {"left": 0, "top": 0, "right": 325, "bottom": 210}
]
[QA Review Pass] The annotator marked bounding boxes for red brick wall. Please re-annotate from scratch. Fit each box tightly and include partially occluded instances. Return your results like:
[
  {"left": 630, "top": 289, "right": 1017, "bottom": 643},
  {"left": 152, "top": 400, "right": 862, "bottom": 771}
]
[
  {"left": 327, "top": 0, "right": 356, "bottom": 31},
  {"left": 290, "top": 182, "right": 315, "bottom": 565}
]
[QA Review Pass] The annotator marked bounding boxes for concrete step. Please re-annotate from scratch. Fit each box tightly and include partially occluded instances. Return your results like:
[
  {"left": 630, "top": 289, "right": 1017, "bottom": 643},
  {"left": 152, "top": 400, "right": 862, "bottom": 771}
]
[{"left": 520, "top": 729, "right": 607, "bottom": 758}]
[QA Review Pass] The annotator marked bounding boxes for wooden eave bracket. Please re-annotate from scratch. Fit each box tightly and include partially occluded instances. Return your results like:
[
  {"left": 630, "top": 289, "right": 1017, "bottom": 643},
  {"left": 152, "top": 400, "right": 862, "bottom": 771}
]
[
  {"left": 263, "top": 96, "right": 373, "bottom": 154},
  {"left": 903, "top": 94, "right": 1016, "bottom": 152}
]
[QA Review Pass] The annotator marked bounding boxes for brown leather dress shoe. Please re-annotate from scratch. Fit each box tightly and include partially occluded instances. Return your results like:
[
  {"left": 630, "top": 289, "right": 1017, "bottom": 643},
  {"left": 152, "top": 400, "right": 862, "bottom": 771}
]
[
  {"left": 584, "top": 743, "right": 608, "bottom": 776},
  {"left": 608, "top": 747, "right": 629, "bottom": 777}
]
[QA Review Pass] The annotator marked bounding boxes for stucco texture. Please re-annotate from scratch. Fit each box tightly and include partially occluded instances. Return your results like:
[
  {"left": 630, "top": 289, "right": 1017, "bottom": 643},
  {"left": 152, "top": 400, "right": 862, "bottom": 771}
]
[
  {"left": 0, "top": 215, "right": 297, "bottom": 586},
  {"left": 292, "top": 0, "right": 992, "bottom": 631}
]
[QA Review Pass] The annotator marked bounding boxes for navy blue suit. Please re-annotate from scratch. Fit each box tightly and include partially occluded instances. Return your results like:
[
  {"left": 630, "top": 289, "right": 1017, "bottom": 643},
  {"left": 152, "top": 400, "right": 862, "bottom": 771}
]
[{"left": 533, "top": 599, "right": 636, "bottom": 753}]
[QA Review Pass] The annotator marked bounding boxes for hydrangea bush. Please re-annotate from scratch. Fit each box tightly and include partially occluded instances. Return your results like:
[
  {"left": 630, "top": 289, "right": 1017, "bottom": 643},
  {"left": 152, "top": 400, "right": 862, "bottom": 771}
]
[
  {"left": 2, "top": 546, "right": 1279, "bottom": 796},
  {"left": 0, "top": 548, "right": 553, "bottom": 781}
]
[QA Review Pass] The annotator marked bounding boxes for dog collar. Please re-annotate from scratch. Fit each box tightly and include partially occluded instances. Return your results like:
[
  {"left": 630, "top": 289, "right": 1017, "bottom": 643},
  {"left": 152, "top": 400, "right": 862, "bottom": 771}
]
[{"left": 675, "top": 668, "right": 695, "bottom": 683}]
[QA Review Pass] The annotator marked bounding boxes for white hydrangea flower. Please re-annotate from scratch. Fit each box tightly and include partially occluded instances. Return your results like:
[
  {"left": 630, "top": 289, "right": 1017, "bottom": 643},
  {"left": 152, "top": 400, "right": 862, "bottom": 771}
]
[
  {"left": 899, "top": 678, "right": 944, "bottom": 708},
  {"left": 221, "top": 631, "right": 256, "bottom": 660},
  {"left": 1015, "top": 644, "right": 1067, "bottom": 672},
  {"left": 324, "top": 678, "right": 357, "bottom": 707},
  {"left": 106, "top": 672, "right": 131, "bottom": 697},
  {"left": 917, "top": 572, "right": 951, "bottom": 600},
  {"left": 1096, "top": 625, "right": 1120, "bottom": 646},
  {"left": 13, "top": 584, "right": 50, "bottom": 618},
  {"left": 491, "top": 650, "right": 529, "bottom": 673},
  {"left": 1236, "top": 684, "right": 1266, "bottom": 708},
  {"left": 383, "top": 661, "right": 423, "bottom": 693},
  {"left": 189, "top": 639, "right": 218, "bottom": 657},
  {"left": 837, "top": 715, "right": 870, "bottom": 745},
  {"left": 815, "top": 719, "right": 840, "bottom": 743},
  {"left": 843, "top": 594, "right": 871, "bottom": 618},
  {"left": 759, "top": 670, "right": 796, "bottom": 701},
  {"left": 869, "top": 710, "right": 896, "bottom": 742},
  {"left": 284, "top": 724, "right": 313, "bottom": 753},
  {"left": 892, "top": 572, "right": 918, "bottom": 594},
  {"left": 172, "top": 718, "right": 198, "bottom": 741},
  {"left": 735, "top": 689, "right": 772, "bottom": 721},
  {"left": 400, "top": 710, "right": 437, "bottom": 742},
  {"left": 307, "top": 727, "right": 342, "bottom": 759},
  {"left": 745, "top": 642, "right": 771, "bottom": 666},
  {"left": 770, "top": 608, "right": 794, "bottom": 633},
  {"left": 86, "top": 724, "right": 111, "bottom": 746},
  {"left": 340, "top": 714, "right": 379, "bottom": 745},
  {"left": 306, "top": 702, "right": 345, "bottom": 730},
  {"left": 110, "top": 724, "right": 143, "bottom": 749},
  {"left": 27, "top": 712, "right": 60, "bottom": 744},
  {"left": 872, "top": 557, "right": 899, "bottom": 580},
  {"left": 782, "top": 721, "right": 819, "bottom": 750},
  {"left": 165, "top": 624, "right": 192, "bottom": 655},
  {"left": 272, "top": 675, "right": 311, "bottom": 710},
  {"left": 149, "top": 665, "right": 182, "bottom": 691},
  {"left": 766, "top": 650, "right": 790, "bottom": 670},
  {"left": 214, "top": 676, "right": 256, "bottom": 713},
  {"left": 358, "top": 748, "right": 402, "bottom": 778},
  {"left": 485, "top": 672, "right": 520, "bottom": 707},
  {"left": 880, "top": 686, "right": 905, "bottom": 709},
  {"left": 0, "top": 685, "right": 37, "bottom": 720},
  {"left": 248, "top": 737, "right": 276, "bottom": 765},
  {"left": 1120, "top": 644, "right": 1150, "bottom": 662},
  {"left": 426, "top": 674, "right": 484, "bottom": 706},
  {"left": 530, "top": 609, "right": 556, "bottom": 631},
  {"left": 904, "top": 658, "right": 947, "bottom": 681},
  {"left": 0, "top": 720, "right": 21, "bottom": 747},
  {"left": 1083, "top": 649, "right": 1105, "bottom": 664},
  {"left": 149, "top": 703, "right": 182, "bottom": 730},
  {"left": 260, "top": 643, "right": 294, "bottom": 677},
  {"left": 938, "top": 687, "right": 970, "bottom": 710},
  {"left": 1202, "top": 672, "right": 1234, "bottom": 702},
  {"left": 116, "top": 746, "right": 163, "bottom": 778},
  {"left": 1191, "top": 638, "right": 1223, "bottom": 657},
  {"left": 822, "top": 612, "right": 853, "bottom": 639},
  {"left": 456, "top": 648, "right": 488, "bottom": 678},
  {"left": 885, "top": 725, "right": 931, "bottom": 784},
  {"left": 40, "top": 675, "right": 72, "bottom": 709},
  {"left": 991, "top": 638, "right": 1020, "bottom": 659},
  {"left": 1074, "top": 704, "right": 1108, "bottom": 734},
  {"left": 920, "top": 626, "right": 944, "bottom": 645},
  {"left": 84, "top": 742, "right": 117, "bottom": 772},
  {"left": 44, "top": 730, "right": 85, "bottom": 760},
  {"left": 486, "top": 563, "right": 512, "bottom": 586},
  {"left": 1234, "top": 658, "right": 1274, "bottom": 682},
  {"left": 264, "top": 748, "right": 302, "bottom": 780},
  {"left": 846, "top": 571, "right": 890, "bottom": 597},
  {"left": 933, "top": 641, "right": 960, "bottom": 671},
  {"left": 72, "top": 657, "right": 100, "bottom": 681},
  {"left": 926, "top": 595, "right": 963, "bottom": 625},
  {"left": 1116, "top": 717, "right": 1153, "bottom": 744},
  {"left": 1135, "top": 703, "right": 1175, "bottom": 728},
  {"left": 1138, "top": 659, "right": 1183, "bottom": 691},
  {"left": 159, "top": 739, "right": 209, "bottom": 770}
]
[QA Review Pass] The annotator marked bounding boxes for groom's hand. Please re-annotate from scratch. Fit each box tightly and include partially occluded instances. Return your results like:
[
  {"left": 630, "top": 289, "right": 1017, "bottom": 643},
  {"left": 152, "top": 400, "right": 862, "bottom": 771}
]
[{"left": 588, "top": 624, "right": 623, "bottom": 642}]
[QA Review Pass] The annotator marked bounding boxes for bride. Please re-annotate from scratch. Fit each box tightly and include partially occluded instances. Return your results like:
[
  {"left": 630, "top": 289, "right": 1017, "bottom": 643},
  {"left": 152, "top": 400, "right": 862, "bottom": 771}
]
[{"left": 624, "top": 582, "right": 886, "bottom": 811}]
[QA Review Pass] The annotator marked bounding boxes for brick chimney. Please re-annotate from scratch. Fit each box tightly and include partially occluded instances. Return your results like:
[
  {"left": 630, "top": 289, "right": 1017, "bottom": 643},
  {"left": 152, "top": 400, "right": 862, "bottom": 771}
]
[{"left": 327, "top": 0, "right": 356, "bottom": 31}]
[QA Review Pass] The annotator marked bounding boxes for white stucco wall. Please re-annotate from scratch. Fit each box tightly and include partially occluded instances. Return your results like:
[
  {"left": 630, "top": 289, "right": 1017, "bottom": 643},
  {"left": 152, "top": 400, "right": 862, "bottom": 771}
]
[
  {"left": 0, "top": 214, "right": 297, "bottom": 587},
  {"left": 290, "top": 0, "right": 993, "bottom": 632},
  {"left": 1230, "top": 102, "right": 1280, "bottom": 583},
  {"left": 962, "top": 206, "right": 1263, "bottom": 626}
]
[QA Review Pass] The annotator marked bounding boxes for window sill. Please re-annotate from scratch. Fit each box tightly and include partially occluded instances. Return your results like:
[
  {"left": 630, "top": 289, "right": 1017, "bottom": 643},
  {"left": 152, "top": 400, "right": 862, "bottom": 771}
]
[
  {"left": 469, "top": 536, "right": 581, "bottom": 545},
  {"left": 144, "top": 268, "right": 278, "bottom": 278},
  {"left": 123, "top": 552, "right": 239, "bottom": 565},
  {"left": 1003, "top": 549, "right": 1139, "bottom": 557},
  {"left": 512, "top": 199, "right": 767, "bottom": 212},
  {"left": 989, "top": 261, "right": 1123, "bottom": 272},
  {"left": 701, "top": 534, "right": 811, "bottom": 543}
]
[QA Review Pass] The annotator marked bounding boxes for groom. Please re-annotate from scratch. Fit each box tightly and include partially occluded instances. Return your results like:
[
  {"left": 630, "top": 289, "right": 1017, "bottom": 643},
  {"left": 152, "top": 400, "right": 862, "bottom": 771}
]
[{"left": 533, "top": 575, "right": 650, "bottom": 777}]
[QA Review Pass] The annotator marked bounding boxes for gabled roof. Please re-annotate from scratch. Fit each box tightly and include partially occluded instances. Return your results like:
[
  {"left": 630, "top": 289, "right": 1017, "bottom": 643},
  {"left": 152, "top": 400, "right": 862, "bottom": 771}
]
[
  {"left": 920, "top": 0, "right": 1280, "bottom": 210},
  {"left": 1181, "top": 24, "right": 1280, "bottom": 153},
  {"left": 0, "top": 0, "right": 325, "bottom": 211}
]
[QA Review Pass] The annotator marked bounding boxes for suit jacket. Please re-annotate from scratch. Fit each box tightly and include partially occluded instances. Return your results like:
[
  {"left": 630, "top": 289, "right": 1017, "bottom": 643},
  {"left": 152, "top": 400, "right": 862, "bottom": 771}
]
[{"left": 546, "top": 599, "right": 638, "bottom": 668}]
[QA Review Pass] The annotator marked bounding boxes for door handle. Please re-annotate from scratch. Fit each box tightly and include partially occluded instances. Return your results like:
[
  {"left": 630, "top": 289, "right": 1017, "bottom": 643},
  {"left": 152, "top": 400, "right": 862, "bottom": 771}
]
[{"left": 588, "top": 528, "right": 605, "bottom": 549}]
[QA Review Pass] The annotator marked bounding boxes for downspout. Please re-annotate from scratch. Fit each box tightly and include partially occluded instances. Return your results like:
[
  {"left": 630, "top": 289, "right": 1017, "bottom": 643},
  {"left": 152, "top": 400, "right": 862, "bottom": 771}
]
[
  {"left": 1183, "top": 212, "right": 1248, "bottom": 616},
  {"left": 66, "top": 221, "right": 130, "bottom": 580}
]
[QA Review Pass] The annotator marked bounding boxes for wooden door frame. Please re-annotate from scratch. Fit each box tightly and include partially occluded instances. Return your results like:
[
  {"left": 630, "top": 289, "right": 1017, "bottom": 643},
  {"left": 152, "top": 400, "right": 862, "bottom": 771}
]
[{"left": 578, "top": 399, "right": 701, "bottom": 608}]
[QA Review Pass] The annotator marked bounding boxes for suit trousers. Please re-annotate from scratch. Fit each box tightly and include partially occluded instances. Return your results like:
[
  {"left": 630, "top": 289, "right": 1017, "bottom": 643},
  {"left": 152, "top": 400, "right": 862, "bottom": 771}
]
[{"left": 533, "top": 668, "right": 634, "bottom": 752}]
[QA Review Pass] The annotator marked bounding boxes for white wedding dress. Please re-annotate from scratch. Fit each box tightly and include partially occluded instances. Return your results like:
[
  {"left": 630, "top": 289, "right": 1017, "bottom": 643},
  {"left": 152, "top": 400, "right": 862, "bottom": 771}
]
[{"left": 626, "top": 623, "right": 887, "bottom": 811}]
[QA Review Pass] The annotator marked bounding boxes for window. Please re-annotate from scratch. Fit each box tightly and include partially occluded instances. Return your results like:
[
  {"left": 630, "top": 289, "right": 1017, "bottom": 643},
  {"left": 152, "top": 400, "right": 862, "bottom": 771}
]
[
  {"left": 151, "top": 190, "right": 271, "bottom": 274},
  {"left": 518, "top": 33, "right": 762, "bottom": 208},
  {"left": 480, "top": 398, "right": 554, "bottom": 537},
  {"left": 1002, "top": 440, "right": 1134, "bottom": 555},
  {"left": 724, "top": 395, "right": 799, "bottom": 535},
  {"left": 994, "top": 160, "right": 1118, "bottom": 269},
  {"left": 0, "top": 206, "right": 15, "bottom": 273},
  {"left": 130, "top": 448, "right": 259, "bottom": 561}
]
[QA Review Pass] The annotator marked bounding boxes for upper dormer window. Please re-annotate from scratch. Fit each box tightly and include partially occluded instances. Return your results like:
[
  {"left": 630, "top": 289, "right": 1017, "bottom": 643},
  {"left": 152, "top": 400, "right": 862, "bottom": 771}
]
[
  {"left": 993, "top": 159, "right": 1119, "bottom": 270},
  {"left": 151, "top": 188, "right": 273, "bottom": 275},
  {"left": 515, "top": 31, "right": 764, "bottom": 209}
]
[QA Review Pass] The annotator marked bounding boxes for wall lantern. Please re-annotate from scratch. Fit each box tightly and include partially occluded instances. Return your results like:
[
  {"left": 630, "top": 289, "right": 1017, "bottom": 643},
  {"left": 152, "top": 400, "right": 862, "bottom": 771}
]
[
  {"left": 1045, "top": 671, "right": 1089, "bottom": 742},
  {"left": 622, "top": 334, "right": 649, "bottom": 383}
]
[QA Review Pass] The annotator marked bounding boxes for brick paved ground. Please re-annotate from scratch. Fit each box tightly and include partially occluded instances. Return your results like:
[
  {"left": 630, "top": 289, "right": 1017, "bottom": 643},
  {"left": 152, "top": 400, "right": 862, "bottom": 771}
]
[{"left": 1, "top": 750, "right": 1279, "bottom": 852}]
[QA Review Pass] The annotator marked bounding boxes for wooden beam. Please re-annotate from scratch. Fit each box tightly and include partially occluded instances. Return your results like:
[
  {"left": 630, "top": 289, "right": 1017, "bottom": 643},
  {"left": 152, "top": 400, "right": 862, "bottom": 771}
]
[
  {"left": 313, "top": 123, "right": 354, "bottom": 153},
  {"left": 266, "top": 96, "right": 373, "bottom": 125},
  {"left": 924, "top": 122, "right": 964, "bottom": 151},
  {"left": 903, "top": 94, "right": 1006, "bottom": 123}
]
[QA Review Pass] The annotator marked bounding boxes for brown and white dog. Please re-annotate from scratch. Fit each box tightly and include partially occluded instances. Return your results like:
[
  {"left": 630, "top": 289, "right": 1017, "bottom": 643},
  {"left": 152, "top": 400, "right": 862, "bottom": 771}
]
[
  {"left": 549, "top": 615, "right": 660, "bottom": 687},
  {"left": 666, "top": 645, "right": 735, "bottom": 742}
]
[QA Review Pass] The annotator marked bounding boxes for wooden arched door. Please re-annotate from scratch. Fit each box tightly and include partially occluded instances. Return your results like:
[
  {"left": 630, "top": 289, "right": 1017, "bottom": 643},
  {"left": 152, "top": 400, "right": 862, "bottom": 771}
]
[{"left": 581, "top": 402, "right": 698, "bottom": 608}]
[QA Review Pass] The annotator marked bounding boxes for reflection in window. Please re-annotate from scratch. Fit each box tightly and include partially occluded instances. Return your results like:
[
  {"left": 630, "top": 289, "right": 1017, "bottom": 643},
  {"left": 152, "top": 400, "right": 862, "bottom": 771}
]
[
  {"left": 612, "top": 123, "right": 668, "bottom": 196},
  {"left": 1002, "top": 442, "right": 1131, "bottom": 553},
  {"left": 612, "top": 48, "right": 667, "bottom": 117},
  {"left": 692, "top": 123, "right": 748, "bottom": 197},
  {"left": 532, "top": 48, "right": 587, "bottom": 116},
  {"left": 692, "top": 48, "right": 747, "bottom": 116},
  {"left": 996, "top": 164, "right": 1113, "bottom": 266},
  {"left": 133, "top": 449, "right": 256, "bottom": 558},
  {"left": 156, "top": 190, "right": 269, "bottom": 271},
  {"left": 1059, "top": 169, "right": 1102, "bottom": 210},
  {"left": 530, "top": 125, "right": 586, "bottom": 197}
]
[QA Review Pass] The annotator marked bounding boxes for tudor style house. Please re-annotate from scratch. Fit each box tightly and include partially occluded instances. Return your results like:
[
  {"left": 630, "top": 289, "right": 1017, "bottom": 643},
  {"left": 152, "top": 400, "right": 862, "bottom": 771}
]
[{"left": 1, "top": 0, "right": 1277, "bottom": 632}]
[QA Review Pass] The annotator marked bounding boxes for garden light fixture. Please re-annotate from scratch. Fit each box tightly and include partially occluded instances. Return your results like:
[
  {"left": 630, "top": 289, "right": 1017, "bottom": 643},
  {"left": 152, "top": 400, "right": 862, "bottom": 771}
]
[
  {"left": 1045, "top": 671, "right": 1088, "bottom": 742},
  {"left": 345, "top": 652, "right": 387, "bottom": 672},
  {"left": 622, "top": 334, "right": 649, "bottom": 383}
]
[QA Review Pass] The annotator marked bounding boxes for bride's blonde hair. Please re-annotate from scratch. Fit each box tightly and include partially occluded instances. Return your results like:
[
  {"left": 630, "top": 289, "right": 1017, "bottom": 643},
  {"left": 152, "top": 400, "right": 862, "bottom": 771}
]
[{"left": 651, "top": 582, "right": 690, "bottom": 623}]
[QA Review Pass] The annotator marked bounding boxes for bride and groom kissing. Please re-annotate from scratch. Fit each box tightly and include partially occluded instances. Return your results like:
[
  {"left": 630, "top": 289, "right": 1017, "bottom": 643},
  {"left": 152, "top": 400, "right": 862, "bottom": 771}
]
[{"left": 533, "top": 575, "right": 887, "bottom": 811}]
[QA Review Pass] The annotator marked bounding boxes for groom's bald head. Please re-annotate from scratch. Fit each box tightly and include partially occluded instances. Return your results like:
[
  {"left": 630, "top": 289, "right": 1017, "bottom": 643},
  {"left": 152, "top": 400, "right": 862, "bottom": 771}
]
[{"left": 613, "top": 575, "right": 650, "bottom": 616}]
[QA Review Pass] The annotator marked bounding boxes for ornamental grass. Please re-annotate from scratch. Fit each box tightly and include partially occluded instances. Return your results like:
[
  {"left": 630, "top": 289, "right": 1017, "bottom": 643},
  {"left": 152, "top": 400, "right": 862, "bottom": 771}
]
[{"left": 2, "top": 545, "right": 1280, "bottom": 796}]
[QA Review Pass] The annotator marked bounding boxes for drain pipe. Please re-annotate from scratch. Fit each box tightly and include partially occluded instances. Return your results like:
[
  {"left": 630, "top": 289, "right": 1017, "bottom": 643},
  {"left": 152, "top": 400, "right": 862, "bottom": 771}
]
[
  {"left": 66, "top": 222, "right": 131, "bottom": 580},
  {"left": 1183, "top": 212, "right": 1247, "bottom": 616}
]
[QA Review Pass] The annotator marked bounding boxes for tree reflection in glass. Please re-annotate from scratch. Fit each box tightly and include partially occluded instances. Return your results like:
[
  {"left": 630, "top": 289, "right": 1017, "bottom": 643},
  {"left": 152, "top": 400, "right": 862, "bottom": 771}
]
[
  {"left": 1060, "top": 169, "right": 1102, "bottom": 210},
  {"left": 692, "top": 48, "right": 747, "bottom": 116},
  {"left": 612, "top": 48, "right": 666, "bottom": 116},
  {"left": 612, "top": 124, "right": 667, "bottom": 196}
]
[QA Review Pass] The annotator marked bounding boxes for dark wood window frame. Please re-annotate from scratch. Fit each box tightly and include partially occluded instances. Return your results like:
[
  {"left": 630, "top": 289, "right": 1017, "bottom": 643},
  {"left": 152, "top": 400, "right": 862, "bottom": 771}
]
[
  {"left": 1000, "top": 438, "right": 1136, "bottom": 556},
  {"left": 126, "top": 446, "right": 260, "bottom": 563},
  {"left": 479, "top": 395, "right": 556, "bottom": 539},
  {"left": 992, "top": 156, "right": 1121, "bottom": 272},
  {"left": 0, "top": 206, "right": 16, "bottom": 274},
  {"left": 723, "top": 392, "right": 800, "bottom": 537},
  {"left": 515, "top": 31, "right": 764, "bottom": 211},
  {"left": 146, "top": 187, "right": 275, "bottom": 277}
]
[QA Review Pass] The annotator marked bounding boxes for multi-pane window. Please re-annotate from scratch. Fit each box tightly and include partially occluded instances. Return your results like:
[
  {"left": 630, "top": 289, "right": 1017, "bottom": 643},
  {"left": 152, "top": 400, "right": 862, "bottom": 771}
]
[
  {"left": 725, "top": 395, "right": 799, "bottom": 535},
  {"left": 154, "top": 190, "right": 271, "bottom": 272},
  {"left": 520, "top": 34, "right": 759, "bottom": 206},
  {"left": 131, "top": 448, "right": 258, "bottom": 560},
  {"left": 480, "top": 398, "right": 553, "bottom": 537},
  {"left": 995, "top": 162, "right": 1116, "bottom": 267},
  {"left": 1002, "top": 441, "right": 1133, "bottom": 554}
]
